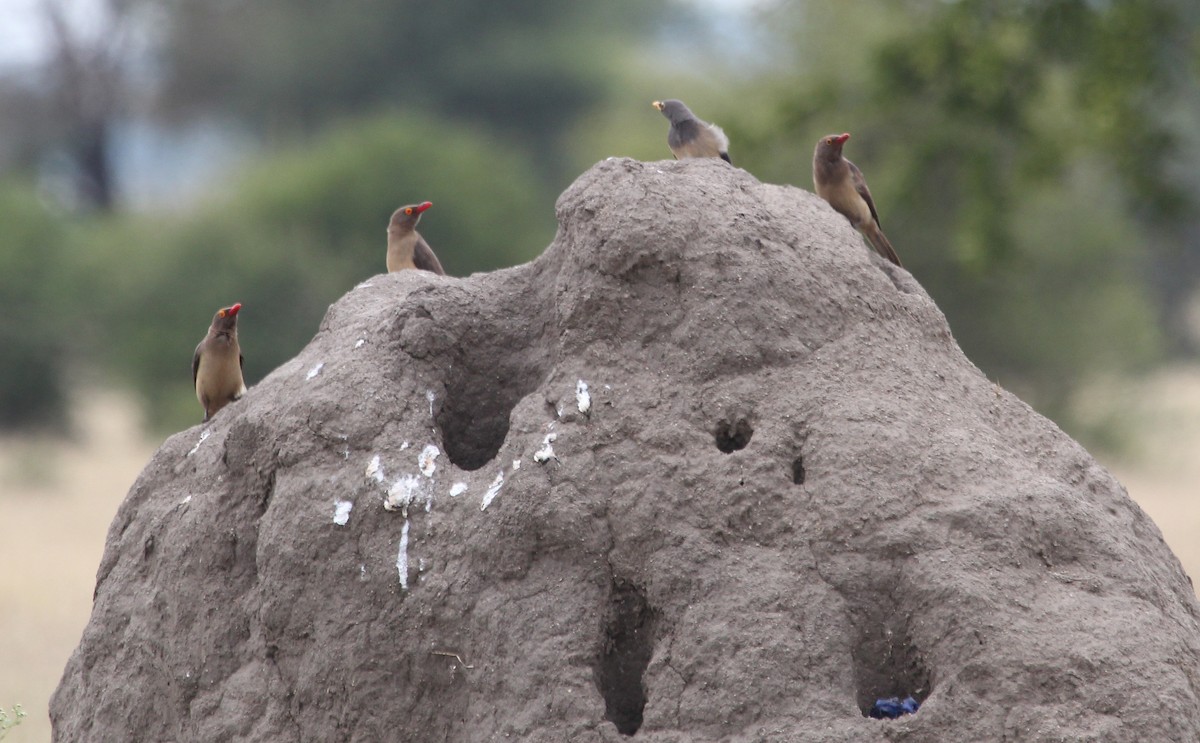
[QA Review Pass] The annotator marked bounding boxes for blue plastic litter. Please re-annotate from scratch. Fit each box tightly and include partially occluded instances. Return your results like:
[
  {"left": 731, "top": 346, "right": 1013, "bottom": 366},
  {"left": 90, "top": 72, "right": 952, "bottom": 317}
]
[{"left": 869, "top": 696, "right": 920, "bottom": 719}]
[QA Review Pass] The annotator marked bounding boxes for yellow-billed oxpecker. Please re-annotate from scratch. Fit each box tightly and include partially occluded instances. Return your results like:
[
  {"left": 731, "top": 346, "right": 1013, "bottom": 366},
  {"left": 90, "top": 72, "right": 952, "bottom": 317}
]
[{"left": 652, "top": 99, "right": 731, "bottom": 164}]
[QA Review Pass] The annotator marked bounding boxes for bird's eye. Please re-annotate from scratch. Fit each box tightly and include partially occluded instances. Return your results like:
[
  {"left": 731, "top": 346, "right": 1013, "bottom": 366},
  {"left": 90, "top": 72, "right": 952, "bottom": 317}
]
[
  {"left": 218, "top": 310, "right": 226, "bottom": 318},
  {"left": 405, "top": 208, "right": 413, "bottom": 215}
]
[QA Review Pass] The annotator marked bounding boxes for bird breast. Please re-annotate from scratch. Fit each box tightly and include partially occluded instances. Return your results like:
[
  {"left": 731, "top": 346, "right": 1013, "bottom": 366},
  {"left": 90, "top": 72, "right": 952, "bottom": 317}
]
[
  {"left": 814, "top": 163, "right": 871, "bottom": 227},
  {"left": 387, "top": 231, "right": 419, "bottom": 272},
  {"left": 195, "top": 341, "right": 245, "bottom": 400}
]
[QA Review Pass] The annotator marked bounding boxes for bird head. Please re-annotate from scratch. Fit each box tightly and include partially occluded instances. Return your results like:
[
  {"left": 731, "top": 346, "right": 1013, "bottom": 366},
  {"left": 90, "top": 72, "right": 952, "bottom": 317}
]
[
  {"left": 815, "top": 132, "right": 851, "bottom": 161},
  {"left": 389, "top": 201, "right": 432, "bottom": 231},
  {"left": 212, "top": 303, "right": 242, "bottom": 331},
  {"left": 652, "top": 99, "right": 691, "bottom": 124}
]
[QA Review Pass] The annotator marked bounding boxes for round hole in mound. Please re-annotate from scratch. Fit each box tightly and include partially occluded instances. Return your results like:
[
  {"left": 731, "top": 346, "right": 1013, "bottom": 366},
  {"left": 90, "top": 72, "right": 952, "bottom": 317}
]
[
  {"left": 437, "top": 366, "right": 534, "bottom": 471},
  {"left": 714, "top": 418, "right": 753, "bottom": 453},
  {"left": 433, "top": 328, "right": 552, "bottom": 471}
]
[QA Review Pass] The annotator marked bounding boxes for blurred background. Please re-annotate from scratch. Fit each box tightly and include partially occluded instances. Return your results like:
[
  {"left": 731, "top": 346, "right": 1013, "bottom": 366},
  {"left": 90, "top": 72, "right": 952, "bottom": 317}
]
[{"left": 1, "top": 0, "right": 1199, "bottom": 739}]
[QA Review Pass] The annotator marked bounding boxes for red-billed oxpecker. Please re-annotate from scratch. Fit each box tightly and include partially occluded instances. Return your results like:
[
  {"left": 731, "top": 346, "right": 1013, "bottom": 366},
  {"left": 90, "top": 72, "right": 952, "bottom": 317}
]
[
  {"left": 813, "top": 132, "right": 902, "bottom": 266},
  {"left": 386, "top": 201, "right": 445, "bottom": 275},
  {"left": 192, "top": 303, "right": 246, "bottom": 423}
]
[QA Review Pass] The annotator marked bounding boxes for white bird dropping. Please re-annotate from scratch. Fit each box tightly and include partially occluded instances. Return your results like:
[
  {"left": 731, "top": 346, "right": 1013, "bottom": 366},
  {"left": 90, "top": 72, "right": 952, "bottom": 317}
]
[
  {"left": 576, "top": 379, "right": 591, "bottom": 415},
  {"left": 366, "top": 454, "right": 385, "bottom": 483},
  {"left": 534, "top": 433, "right": 557, "bottom": 463},
  {"left": 397, "top": 520, "right": 411, "bottom": 590},
  {"left": 385, "top": 474, "right": 427, "bottom": 516},
  {"left": 481, "top": 471, "right": 504, "bottom": 511},
  {"left": 419, "top": 444, "right": 440, "bottom": 478},
  {"left": 186, "top": 429, "right": 211, "bottom": 457},
  {"left": 333, "top": 500, "right": 353, "bottom": 526}
]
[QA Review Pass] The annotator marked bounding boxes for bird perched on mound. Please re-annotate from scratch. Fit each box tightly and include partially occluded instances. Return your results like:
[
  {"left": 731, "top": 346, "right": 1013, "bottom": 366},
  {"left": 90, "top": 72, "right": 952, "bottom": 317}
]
[
  {"left": 193, "top": 303, "right": 246, "bottom": 423},
  {"left": 813, "top": 132, "right": 902, "bottom": 266},
  {"left": 386, "top": 201, "right": 446, "bottom": 275},
  {"left": 652, "top": 99, "right": 731, "bottom": 164}
]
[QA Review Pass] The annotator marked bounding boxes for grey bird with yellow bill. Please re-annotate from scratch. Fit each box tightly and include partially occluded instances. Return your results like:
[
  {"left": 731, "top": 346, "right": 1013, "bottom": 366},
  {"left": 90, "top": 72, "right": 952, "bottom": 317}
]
[
  {"left": 813, "top": 132, "right": 902, "bottom": 267},
  {"left": 652, "top": 99, "right": 731, "bottom": 164},
  {"left": 192, "top": 302, "right": 246, "bottom": 423},
  {"left": 386, "top": 201, "right": 445, "bottom": 275}
]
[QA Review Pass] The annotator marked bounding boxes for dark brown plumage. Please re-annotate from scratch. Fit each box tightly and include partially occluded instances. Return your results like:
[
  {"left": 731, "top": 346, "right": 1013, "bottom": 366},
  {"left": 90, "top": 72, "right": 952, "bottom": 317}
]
[
  {"left": 652, "top": 99, "right": 731, "bottom": 164},
  {"left": 813, "top": 132, "right": 901, "bottom": 266},
  {"left": 192, "top": 303, "right": 246, "bottom": 422},
  {"left": 386, "top": 201, "right": 445, "bottom": 275}
]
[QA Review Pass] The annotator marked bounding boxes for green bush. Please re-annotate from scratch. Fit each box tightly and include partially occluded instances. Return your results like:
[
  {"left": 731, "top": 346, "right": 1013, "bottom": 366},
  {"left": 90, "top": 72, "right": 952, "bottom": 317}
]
[
  {"left": 85, "top": 113, "right": 556, "bottom": 430},
  {"left": 725, "top": 0, "right": 1181, "bottom": 444},
  {"left": 0, "top": 182, "right": 70, "bottom": 430}
]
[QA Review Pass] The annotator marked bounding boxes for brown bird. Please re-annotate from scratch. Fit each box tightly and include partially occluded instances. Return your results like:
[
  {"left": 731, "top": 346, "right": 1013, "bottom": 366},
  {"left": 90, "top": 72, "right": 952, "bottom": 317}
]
[
  {"left": 386, "top": 201, "right": 445, "bottom": 275},
  {"left": 192, "top": 303, "right": 246, "bottom": 423},
  {"left": 813, "top": 132, "right": 902, "bottom": 266},
  {"left": 652, "top": 99, "right": 731, "bottom": 164}
]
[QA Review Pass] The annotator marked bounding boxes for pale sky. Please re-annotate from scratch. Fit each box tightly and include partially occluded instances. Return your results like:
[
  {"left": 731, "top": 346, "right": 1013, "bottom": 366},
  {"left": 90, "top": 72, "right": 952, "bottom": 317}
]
[
  {"left": 0, "top": 0, "right": 45, "bottom": 66},
  {"left": 0, "top": 0, "right": 767, "bottom": 68}
]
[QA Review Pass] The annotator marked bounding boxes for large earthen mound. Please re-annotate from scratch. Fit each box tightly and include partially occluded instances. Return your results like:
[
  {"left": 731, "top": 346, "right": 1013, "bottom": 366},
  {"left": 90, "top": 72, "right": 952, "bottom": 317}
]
[{"left": 53, "top": 158, "right": 1200, "bottom": 741}]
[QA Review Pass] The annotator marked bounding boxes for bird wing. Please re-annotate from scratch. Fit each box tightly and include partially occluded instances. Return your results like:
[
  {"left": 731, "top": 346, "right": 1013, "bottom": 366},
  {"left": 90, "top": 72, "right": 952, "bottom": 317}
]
[
  {"left": 847, "top": 159, "right": 882, "bottom": 229},
  {"left": 666, "top": 123, "right": 687, "bottom": 156},
  {"left": 413, "top": 235, "right": 446, "bottom": 275},
  {"left": 192, "top": 343, "right": 202, "bottom": 388},
  {"left": 670, "top": 119, "right": 730, "bottom": 162}
]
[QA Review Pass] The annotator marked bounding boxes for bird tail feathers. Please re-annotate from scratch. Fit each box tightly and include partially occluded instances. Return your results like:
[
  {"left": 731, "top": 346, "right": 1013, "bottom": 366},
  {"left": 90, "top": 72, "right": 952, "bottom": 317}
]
[
  {"left": 862, "top": 222, "right": 903, "bottom": 267},
  {"left": 708, "top": 122, "right": 730, "bottom": 153}
]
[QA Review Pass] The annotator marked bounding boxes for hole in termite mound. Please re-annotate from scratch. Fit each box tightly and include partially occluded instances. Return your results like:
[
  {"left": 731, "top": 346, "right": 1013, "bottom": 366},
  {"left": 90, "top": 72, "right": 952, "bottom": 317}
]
[{"left": 594, "top": 579, "right": 658, "bottom": 735}]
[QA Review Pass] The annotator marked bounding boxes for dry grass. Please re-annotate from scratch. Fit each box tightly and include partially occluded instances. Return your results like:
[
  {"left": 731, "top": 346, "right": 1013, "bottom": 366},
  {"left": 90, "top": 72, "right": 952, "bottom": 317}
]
[
  {"left": 0, "top": 390, "right": 157, "bottom": 743},
  {"left": 1, "top": 374, "right": 1197, "bottom": 742},
  {"left": 1103, "top": 365, "right": 1200, "bottom": 585}
]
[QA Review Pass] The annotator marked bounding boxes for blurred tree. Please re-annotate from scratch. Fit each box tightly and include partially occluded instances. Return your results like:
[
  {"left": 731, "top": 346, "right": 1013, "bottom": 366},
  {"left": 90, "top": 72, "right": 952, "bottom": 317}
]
[
  {"left": 873, "top": 0, "right": 1195, "bottom": 255},
  {"left": 0, "top": 0, "right": 693, "bottom": 434},
  {"left": 77, "top": 114, "right": 556, "bottom": 430},
  {"left": 0, "top": 0, "right": 682, "bottom": 210},
  {"left": 0, "top": 0, "right": 151, "bottom": 211},
  {"left": 0, "top": 181, "right": 70, "bottom": 429},
  {"left": 154, "top": 0, "right": 679, "bottom": 179},
  {"left": 733, "top": 0, "right": 1198, "bottom": 423}
]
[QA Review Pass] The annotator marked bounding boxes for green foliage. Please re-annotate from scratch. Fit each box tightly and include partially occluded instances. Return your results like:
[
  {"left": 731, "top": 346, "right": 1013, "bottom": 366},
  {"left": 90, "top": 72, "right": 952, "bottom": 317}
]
[
  {"left": 945, "top": 161, "right": 1164, "bottom": 418},
  {"left": 84, "top": 114, "right": 556, "bottom": 430},
  {"left": 0, "top": 703, "right": 25, "bottom": 740},
  {"left": 3, "top": 0, "right": 690, "bottom": 434},
  {"left": 0, "top": 182, "right": 70, "bottom": 430},
  {"left": 3, "top": 0, "right": 1195, "bottom": 454},
  {"left": 158, "top": 0, "right": 677, "bottom": 176},
  {"left": 730, "top": 0, "right": 1198, "bottom": 441},
  {"left": 234, "top": 116, "right": 556, "bottom": 274},
  {"left": 869, "top": 0, "right": 1191, "bottom": 238}
]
